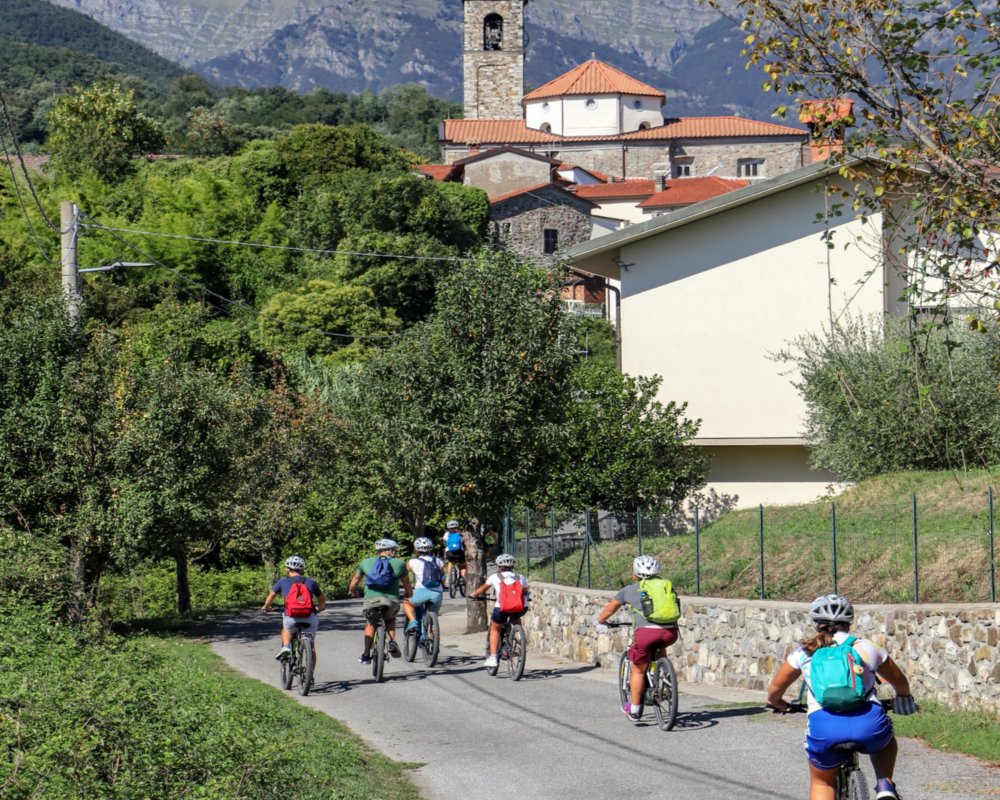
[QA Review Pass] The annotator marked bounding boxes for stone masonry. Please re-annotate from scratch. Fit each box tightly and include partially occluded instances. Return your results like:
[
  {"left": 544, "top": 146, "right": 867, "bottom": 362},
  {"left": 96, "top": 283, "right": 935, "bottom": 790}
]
[
  {"left": 463, "top": 0, "right": 527, "bottom": 120},
  {"left": 523, "top": 582, "right": 1000, "bottom": 715}
]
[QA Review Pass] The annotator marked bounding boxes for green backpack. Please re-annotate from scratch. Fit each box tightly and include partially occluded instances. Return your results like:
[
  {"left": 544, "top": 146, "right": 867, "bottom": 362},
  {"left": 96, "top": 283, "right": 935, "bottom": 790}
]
[{"left": 637, "top": 578, "right": 680, "bottom": 624}]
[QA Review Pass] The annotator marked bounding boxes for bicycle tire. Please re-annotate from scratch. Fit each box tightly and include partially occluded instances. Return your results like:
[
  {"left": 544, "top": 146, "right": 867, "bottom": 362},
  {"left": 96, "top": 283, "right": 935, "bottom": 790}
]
[
  {"left": 422, "top": 611, "right": 440, "bottom": 667},
  {"left": 846, "top": 757, "right": 871, "bottom": 800},
  {"left": 448, "top": 565, "right": 458, "bottom": 598},
  {"left": 486, "top": 630, "right": 499, "bottom": 676},
  {"left": 280, "top": 648, "right": 293, "bottom": 690},
  {"left": 374, "top": 623, "right": 387, "bottom": 683},
  {"left": 651, "top": 657, "right": 678, "bottom": 731},
  {"left": 457, "top": 574, "right": 466, "bottom": 598},
  {"left": 404, "top": 624, "right": 418, "bottom": 662},
  {"left": 297, "top": 638, "right": 314, "bottom": 696},
  {"left": 508, "top": 623, "right": 526, "bottom": 681},
  {"left": 617, "top": 652, "right": 631, "bottom": 710}
]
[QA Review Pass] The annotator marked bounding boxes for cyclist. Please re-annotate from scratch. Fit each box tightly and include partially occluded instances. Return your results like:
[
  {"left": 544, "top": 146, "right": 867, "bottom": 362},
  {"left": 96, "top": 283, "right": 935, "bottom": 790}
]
[
  {"left": 594, "top": 554, "right": 680, "bottom": 723},
  {"left": 348, "top": 538, "right": 412, "bottom": 665},
  {"left": 766, "top": 593, "right": 918, "bottom": 800},
  {"left": 468, "top": 553, "right": 529, "bottom": 669},
  {"left": 442, "top": 519, "right": 467, "bottom": 582},
  {"left": 261, "top": 555, "right": 326, "bottom": 664},
  {"left": 403, "top": 536, "right": 446, "bottom": 632}
]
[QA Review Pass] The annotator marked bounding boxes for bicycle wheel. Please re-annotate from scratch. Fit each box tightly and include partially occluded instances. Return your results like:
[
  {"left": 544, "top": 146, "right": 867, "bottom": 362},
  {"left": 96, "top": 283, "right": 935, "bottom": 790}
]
[
  {"left": 404, "top": 624, "right": 418, "bottom": 662},
  {"left": 374, "top": 623, "right": 387, "bottom": 683},
  {"left": 486, "top": 631, "right": 499, "bottom": 676},
  {"left": 422, "top": 610, "right": 440, "bottom": 667},
  {"left": 507, "top": 623, "right": 526, "bottom": 681},
  {"left": 297, "top": 639, "right": 314, "bottom": 696},
  {"left": 842, "top": 763, "right": 869, "bottom": 800},
  {"left": 457, "top": 573, "right": 466, "bottom": 598},
  {"left": 280, "top": 646, "right": 293, "bottom": 690},
  {"left": 448, "top": 565, "right": 458, "bottom": 598},
  {"left": 650, "top": 657, "right": 678, "bottom": 731},
  {"left": 617, "top": 652, "right": 630, "bottom": 710}
]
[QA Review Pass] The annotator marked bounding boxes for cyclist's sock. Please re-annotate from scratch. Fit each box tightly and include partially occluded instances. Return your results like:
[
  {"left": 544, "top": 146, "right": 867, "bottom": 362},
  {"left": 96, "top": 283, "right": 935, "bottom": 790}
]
[{"left": 630, "top": 703, "right": 641, "bottom": 715}]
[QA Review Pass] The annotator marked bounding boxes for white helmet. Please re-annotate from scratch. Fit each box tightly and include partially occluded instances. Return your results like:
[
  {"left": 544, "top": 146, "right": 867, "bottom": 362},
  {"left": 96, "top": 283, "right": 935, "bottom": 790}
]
[
  {"left": 446, "top": 519, "right": 460, "bottom": 530},
  {"left": 414, "top": 536, "right": 434, "bottom": 553},
  {"left": 809, "top": 594, "right": 854, "bottom": 625},
  {"left": 375, "top": 538, "right": 399, "bottom": 552},
  {"left": 284, "top": 555, "right": 306, "bottom": 571},
  {"left": 632, "top": 555, "right": 659, "bottom": 578},
  {"left": 495, "top": 553, "right": 515, "bottom": 568}
]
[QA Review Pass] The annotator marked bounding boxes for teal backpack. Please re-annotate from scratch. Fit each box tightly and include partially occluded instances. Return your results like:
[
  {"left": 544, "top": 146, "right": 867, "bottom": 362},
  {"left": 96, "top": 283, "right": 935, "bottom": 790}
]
[{"left": 808, "top": 635, "right": 870, "bottom": 712}]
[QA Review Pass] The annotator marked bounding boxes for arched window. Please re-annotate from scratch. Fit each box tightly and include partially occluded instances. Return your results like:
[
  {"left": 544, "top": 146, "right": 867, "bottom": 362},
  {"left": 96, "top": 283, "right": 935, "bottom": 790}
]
[
  {"left": 484, "top": 14, "right": 503, "bottom": 50},
  {"left": 540, "top": 122, "right": 552, "bottom": 133},
  {"left": 638, "top": 122, "right": 650, "bottom": 130}
]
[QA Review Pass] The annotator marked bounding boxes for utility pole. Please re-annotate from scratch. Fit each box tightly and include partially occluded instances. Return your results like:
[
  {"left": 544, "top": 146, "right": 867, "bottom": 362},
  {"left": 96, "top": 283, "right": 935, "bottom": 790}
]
[{"left": 60, "top": 201, "right": 80, "bottom": 326}]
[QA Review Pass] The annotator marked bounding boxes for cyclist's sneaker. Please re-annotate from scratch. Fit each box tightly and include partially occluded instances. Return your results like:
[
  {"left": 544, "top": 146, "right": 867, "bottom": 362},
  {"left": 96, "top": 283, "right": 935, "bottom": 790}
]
[
  {"left": 358, "top": 653, "right": 372, "bottom": 664},
  {"left": 405, "top": 619, "right": 419, "bottom": 632},
  {"left": 621, "top": 703, "right": 641, "bottom": 723},
  {"left": 388, "top": 640, "right": 402, "bottom": 658},
  {"left": 276, "top": 645, "right": 292, "bottom": 661},
  {"left": 875, "top": 780, "right": 901, "bottom": 800},
  {"left": 484, "top": 654, "right": 499, "bottom": 668}
]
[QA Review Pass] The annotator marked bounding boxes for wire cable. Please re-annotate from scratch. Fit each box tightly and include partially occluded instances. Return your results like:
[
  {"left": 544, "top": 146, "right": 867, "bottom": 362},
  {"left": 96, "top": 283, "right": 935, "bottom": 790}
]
[
  {"left": 0, "top": 86, "right": 59, "bottom": 233},
  {"left": 0, "top": 132, "right": 57, "bottom": 265}
]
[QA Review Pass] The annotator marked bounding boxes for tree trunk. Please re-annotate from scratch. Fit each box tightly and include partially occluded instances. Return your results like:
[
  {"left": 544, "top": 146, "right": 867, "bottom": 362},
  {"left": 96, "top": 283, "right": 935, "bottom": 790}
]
[
  {"left": 464, "top": 518, "right": 488, "bottom": 633},
  {"left": 174, "top": 544, "right": 192, "bottom": 615}
]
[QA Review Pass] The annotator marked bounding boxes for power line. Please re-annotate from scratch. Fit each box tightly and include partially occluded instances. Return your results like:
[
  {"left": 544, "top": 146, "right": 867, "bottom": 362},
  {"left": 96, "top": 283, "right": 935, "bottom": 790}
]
[
  {"left": 0, "top": 86, "right": 59, "bottom": 233},
  {"left": 0, "top": 133, "right": 56, "bottom": 265},
  {"left": 78, "top": 218, "right": 470, "bottom": 264}
]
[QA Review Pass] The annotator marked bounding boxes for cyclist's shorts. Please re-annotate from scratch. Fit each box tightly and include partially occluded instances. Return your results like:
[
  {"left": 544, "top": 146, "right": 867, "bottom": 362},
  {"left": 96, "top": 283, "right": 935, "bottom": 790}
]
[
  {"left": 409, "top": 587, "right": 443, "bottom": 612},
  {"left": 282, "top": 612, "right": 318, "bottom": 636},
  {"left": 363, "top": 595, "right": 400, "bottom": 622},
  {"left": 445, "top": 549, "right": 466, "bottom": 563},
  {"left": 804, "top": 703, "right": 894, "bottom": 770},
  {"left": 490, "top": 608, "right": 525, "bottom": 625},
  {"left": 628, "top": 625, "right": 679, "bottom": 666}
]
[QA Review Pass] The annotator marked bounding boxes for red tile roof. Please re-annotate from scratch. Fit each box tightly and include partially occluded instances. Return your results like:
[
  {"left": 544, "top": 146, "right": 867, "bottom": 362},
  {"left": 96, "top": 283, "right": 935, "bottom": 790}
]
[
  {"left": 572, "top": 180, "right": 656, "bottom": 200},
  {"left": 490, "top": 182, "right": 596, "bottom": 206},
  {"left": 415, "top": 164, "right": 455, "bottom": 181},
  {"left": 440, "top": 116, "right": 805, "bottom": 145},
  {"left": 524, "top": 59, "right": 664, "bottom": 102},
  {"left": 638, "top": 177, "right": 749, "bottom": 208}
]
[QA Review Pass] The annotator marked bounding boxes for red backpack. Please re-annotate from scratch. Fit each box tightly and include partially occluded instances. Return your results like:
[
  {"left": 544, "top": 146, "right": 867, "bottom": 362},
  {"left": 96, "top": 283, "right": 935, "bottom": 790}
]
[
  {"left": 497, "top": 575, "right": 526, "bottom": 613},
  {"left": 284, "top": 578, "right": 314, "bottom": 618}
]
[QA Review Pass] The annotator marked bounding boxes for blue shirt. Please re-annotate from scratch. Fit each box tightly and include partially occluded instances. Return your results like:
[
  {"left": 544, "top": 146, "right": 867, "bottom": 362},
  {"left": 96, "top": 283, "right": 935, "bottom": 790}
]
[{"left": 272, "top": 576, "right": 322, "bottom": 608}]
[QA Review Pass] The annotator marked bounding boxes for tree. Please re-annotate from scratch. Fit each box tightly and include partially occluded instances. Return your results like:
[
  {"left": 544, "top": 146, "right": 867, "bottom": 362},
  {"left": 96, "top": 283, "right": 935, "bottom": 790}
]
[
  {"left": 46, "top": 81, "right": 164, "bottom": 182},
  {"left": 542, "top": 362, "right": 708, "bottom": 513},
  {"left": 711, "top": 0, "right": 1000, "bottom": 312}
]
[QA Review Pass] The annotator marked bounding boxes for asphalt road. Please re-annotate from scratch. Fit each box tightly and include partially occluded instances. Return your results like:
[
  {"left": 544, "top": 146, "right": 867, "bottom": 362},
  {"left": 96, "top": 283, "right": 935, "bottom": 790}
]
[{"left": 206, "top": 597, "right": 998, "bottom": 800}]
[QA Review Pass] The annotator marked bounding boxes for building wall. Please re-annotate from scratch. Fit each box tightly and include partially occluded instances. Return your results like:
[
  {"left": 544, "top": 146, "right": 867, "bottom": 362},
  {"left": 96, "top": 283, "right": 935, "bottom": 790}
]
[
  {"left": 699, "top": 443, "right": 840, "bottom": 508},
  {"left": 585, "top": 197, "right": 648, "bottom": 224},
  {"left": 523, "top": 584, "right": 1000, "bottom": 715},
  {"left": 492, "top": 189, "right": 594, "bottom": 266},
  {"left": 463, "top": 0, "right": 526, "bottom": 119},
  {"left": 617, "top": 178, "right": 888, "bottom": 440},
  {"left": 462, "top": 152, "right": 551, "bottom": 198},
  {"left": 670, "top": 139, "right": 804, "bottom": 180}
]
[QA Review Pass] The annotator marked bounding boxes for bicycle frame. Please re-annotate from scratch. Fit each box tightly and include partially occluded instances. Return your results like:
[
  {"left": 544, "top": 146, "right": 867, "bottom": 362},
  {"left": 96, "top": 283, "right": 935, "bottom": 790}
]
[{"left": 609, "top": 622, "right": 678, "bottom": 730}]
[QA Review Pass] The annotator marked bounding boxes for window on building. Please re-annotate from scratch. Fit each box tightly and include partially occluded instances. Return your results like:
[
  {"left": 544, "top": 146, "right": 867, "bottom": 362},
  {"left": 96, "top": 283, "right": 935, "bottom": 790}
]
[
  {"left": 543, "top": 228, "right": 559, "bottom": 254},
  {"left": 483, "top": 14, "right": 503, "bottom": 50},
  {"left": 673, "top": 160, "right": 693, "bottom": 178},
  {"left": 738, "top": 158, "right": 765, "bottom": 178},
  {"left": 540, "top": 122, "right": 552, "bottom": 133},
  {"left": 585, "top": 98, "right": 598, "bottom": 110},
  {"left": 501, "top": 222, "right": 511, "bottom": 240}
]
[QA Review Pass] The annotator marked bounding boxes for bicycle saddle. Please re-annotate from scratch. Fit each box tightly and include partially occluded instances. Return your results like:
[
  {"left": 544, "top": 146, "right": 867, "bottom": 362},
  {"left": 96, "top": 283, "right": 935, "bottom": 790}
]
[{"left": 831, "top": 741, "right": 864, "bottom": 753}]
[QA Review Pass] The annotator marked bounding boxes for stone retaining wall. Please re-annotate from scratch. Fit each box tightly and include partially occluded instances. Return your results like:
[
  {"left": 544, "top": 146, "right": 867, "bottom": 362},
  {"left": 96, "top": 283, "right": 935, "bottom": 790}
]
[{"left": 523, "top": 582, "right": 1000, "bottom": 715}]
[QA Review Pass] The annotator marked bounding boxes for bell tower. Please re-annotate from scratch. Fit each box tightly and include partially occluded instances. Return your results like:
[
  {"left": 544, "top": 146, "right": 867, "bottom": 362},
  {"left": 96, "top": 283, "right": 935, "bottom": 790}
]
[{"left": 463, "top": 0, "right": 528, "bottom": 120}]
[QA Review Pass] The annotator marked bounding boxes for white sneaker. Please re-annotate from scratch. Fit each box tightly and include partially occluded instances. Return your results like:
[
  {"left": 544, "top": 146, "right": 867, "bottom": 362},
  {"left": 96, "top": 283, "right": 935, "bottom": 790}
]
[{"left": 484, "top": 654, "right": 499, "bottom": 668}]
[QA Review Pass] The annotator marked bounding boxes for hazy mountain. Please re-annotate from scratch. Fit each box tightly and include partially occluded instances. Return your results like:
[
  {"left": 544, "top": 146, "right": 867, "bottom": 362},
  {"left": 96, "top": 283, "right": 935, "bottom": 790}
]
[{"left": 47, "top": 0, "right": 781, "bottom": 117}]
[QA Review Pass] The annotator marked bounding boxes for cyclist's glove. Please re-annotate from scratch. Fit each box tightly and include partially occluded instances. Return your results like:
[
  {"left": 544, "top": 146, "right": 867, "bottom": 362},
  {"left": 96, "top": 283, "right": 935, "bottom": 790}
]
[
  {"left": 892, "top": 695, "right": 918, "bottom": 715},
  {"left": 595, "top": 622, "right": 609, "bottom": 635}
]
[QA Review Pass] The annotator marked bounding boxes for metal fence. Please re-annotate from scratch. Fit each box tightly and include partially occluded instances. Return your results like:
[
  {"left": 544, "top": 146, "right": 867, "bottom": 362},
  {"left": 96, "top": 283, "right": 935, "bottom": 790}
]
[{"left": 498, "top": 488, "right": 998, "bottom": 604}]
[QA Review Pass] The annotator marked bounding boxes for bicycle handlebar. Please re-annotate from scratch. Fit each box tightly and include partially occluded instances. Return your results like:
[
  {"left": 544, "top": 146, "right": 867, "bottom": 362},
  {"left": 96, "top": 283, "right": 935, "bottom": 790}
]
[{"left": 768, "top": 698, "right": 897, "bottom": 715}]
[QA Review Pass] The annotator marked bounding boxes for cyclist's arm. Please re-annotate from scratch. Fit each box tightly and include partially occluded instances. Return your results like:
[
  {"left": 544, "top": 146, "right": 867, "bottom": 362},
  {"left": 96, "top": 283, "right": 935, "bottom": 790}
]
[
  {"left": 595, "top": 598, "right": 622, "bottom": 624},
  {"left": 469, "top": 581, "right": 490, "bottom": 597},
  {"left": 875, "top": 656, "right": 911, "bottom": 697},
  {"left": 765, "top": 660, "right": 802, "bottom": 713},
  {"left": 400, "top": 573, "right": 413, "bottom": 598},
  {"left": 262, "top": 590, "right": 278, "bottom": 611},
  {"left": 347, "top": 570, "right": 363, "bottom": 597},
  {"left": 314, "top": 591, "right": 326, "bottom": 612}
]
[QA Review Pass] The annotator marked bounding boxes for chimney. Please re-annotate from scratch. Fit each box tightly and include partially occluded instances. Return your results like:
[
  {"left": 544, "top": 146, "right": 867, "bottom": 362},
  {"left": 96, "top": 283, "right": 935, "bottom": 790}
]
[{"left": 799, "top": 99, "right": 855, "bottom": 163}]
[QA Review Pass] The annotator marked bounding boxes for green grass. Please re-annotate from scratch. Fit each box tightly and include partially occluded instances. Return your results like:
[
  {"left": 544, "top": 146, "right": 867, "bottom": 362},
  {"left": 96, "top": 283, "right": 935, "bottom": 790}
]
[
  {"left": 522, "top": 469, "right": 999, "bottom": 603},
  {"left": 892, "top": 700, "right": 1000, "bottom": 765}
]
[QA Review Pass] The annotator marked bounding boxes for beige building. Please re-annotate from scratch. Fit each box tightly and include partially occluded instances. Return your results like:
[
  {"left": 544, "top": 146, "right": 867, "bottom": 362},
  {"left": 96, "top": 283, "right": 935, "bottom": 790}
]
[{"left": 564, "top": 159, "right": 914, "bottom": 508}]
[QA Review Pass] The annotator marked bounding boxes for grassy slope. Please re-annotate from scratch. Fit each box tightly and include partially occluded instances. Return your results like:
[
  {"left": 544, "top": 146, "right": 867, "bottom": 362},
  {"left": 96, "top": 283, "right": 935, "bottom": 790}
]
[{"left": 530, "top": 469, "right": 999, "bottom": 604}]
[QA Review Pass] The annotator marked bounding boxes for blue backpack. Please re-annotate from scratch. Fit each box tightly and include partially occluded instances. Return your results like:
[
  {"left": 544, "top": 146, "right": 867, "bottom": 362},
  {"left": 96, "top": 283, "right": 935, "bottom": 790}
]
[
  {"left": 808, "top": 635, "right": 870, "bottom": 711},
  {"left": 365, "top": 556, "right": 396, "bottom": 590},
  {"left": 445, "top": 532, "right": 463, "bottom": 551}
]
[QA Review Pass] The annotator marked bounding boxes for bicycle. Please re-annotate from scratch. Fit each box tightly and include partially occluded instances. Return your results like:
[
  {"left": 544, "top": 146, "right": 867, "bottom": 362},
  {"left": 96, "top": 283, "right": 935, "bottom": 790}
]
[
  {"left": 365, "top": 607, "right": 395, "bottom": 683},
  {"left": 404, "top": 598, "right": 440, "bottom": 667},
  {"left": 473, "top": 595, "right": 527, "bottom": 680},
  {"left": 606, "top": 621, "right": 678, "bottom": 730},
  {"left": 769, "top": 699, "right": 896, "bottom": 800},
  {"left": 447, "top": 562, "right": 466, "bottom": 598},
  {"left": 279, "top": 621, "right": 315, "bottom": 696}
]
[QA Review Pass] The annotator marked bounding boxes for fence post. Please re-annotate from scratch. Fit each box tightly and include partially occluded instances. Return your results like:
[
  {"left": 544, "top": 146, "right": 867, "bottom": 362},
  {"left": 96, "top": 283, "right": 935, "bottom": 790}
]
[
  {"left": 504, "top": 508, "right": 512, "bottom": 554},
  {"left": 525, "top": 509, "right": 531, "bottom": 576},
  {"left": 831, "top": 501, "right": 838, "bottom": 594},
  {"left": 758, "top": 504, "right": 765, "bottom": 600},
  {"left": 636, "top": 507, "right": 643, "bottom": 556},
  {"left": 912, "top": 493, "right": 919, "bottom": 603},
  {"left": 550, "top": 508, "right": 557, "bottom": 584},
  {"left": 695, "top": 505, "right": 701, "bottom": 596},
  {"left": 989, "top": 487, "right": 996, "bottom": 603},
  {"left": 586, "top": 509, "right": 593, "bottom": 589}
]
